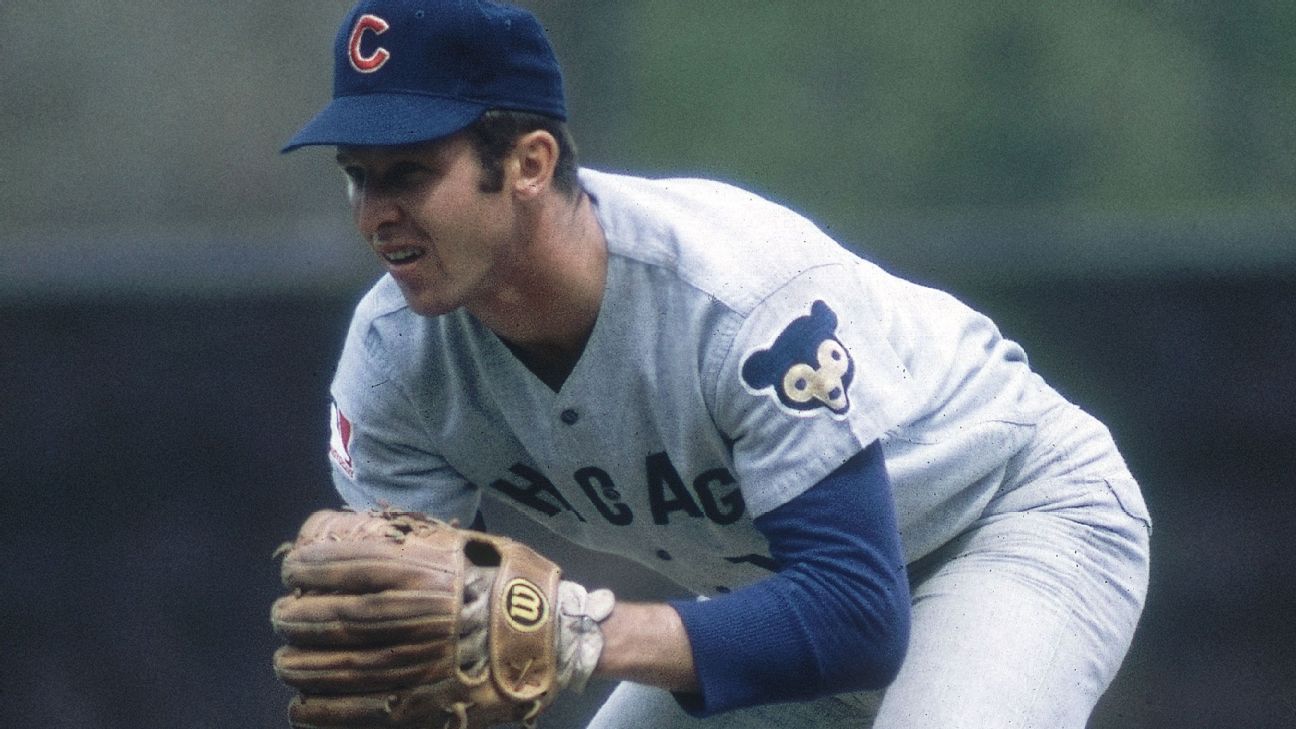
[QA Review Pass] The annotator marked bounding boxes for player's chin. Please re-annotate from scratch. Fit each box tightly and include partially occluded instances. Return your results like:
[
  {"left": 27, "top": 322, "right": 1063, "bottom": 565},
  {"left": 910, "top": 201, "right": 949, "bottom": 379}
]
[{"left": 396, "top": 282, "right": 459, "bottom": 319}]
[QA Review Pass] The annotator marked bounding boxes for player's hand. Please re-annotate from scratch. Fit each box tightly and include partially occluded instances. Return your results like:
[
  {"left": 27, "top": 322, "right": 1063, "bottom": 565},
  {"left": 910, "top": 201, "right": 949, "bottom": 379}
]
[{"left": 269, "top": 509, "right": 615, "bottom": 728}]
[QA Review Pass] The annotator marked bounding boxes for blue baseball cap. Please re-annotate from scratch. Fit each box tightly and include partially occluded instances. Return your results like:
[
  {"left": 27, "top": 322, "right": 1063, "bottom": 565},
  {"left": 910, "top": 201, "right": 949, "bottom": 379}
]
[{"left": 282, "top": 0, "right": 566, "bottom": 153}]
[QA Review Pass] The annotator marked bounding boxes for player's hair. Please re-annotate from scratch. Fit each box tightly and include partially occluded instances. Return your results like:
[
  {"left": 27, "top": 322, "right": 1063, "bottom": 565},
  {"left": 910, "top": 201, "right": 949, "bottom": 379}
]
[{"left": 465, "top": 110, "right": 581, "bottom": 197}]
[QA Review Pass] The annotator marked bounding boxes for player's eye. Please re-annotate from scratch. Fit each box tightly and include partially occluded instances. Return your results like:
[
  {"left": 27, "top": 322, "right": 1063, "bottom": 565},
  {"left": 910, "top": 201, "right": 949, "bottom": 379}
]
[{"left": 384, "top": 162, "right": 428, "bottom": 191}]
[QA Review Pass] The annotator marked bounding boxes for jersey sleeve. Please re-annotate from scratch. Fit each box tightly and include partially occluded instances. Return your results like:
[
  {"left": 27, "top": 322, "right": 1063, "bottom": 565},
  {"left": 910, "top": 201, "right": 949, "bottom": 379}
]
[
  {"left": 327, "top": 309, "right": 481, "bottom": 525},
  {"left": 671, "top": 441, "right": 911, "bottom": 715},
  {"left": 713, "top": 263, "right": 918, "bottom": 516}
]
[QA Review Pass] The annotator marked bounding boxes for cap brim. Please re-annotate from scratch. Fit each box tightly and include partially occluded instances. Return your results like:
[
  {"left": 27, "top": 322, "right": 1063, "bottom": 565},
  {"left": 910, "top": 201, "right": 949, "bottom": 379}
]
[{"left": 281, "top": 93, "right": 488, "bottom": 153}]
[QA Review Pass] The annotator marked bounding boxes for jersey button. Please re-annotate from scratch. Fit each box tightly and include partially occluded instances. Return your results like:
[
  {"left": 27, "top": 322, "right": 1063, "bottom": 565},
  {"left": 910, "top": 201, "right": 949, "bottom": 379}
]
[
  {"left": 560, "top": 409, "right": 579, "bottom": 425},
  {"left": 655, "top": 549, "right": 672, "bottom": 561}
]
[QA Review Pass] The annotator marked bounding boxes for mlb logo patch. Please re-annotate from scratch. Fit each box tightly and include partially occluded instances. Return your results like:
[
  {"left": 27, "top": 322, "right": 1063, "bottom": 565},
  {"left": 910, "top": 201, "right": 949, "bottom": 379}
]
[
  {"left": 329, "top": 402, "right": 356, "bottom": 478},
  {"left": 741, "top": 300, "right": 855, "bottom": 416}
]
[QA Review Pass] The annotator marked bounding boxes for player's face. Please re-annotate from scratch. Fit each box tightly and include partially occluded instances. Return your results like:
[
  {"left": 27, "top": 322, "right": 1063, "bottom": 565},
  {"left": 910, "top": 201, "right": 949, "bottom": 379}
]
[{"left": 336, "top": 136, "right": 519, "bottom": 317}]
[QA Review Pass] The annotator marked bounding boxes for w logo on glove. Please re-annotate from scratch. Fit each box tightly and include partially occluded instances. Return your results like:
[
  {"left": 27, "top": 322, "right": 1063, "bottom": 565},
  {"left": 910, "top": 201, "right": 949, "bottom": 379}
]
[{"left": 504, "top": 578, "right": 549, "bottom": 632}]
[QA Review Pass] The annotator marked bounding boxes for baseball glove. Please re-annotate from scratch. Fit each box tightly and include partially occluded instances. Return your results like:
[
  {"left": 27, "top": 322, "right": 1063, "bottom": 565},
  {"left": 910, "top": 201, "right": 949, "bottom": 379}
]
[{"left": 270, "top": 509, "right": 615, "bottom": 729}]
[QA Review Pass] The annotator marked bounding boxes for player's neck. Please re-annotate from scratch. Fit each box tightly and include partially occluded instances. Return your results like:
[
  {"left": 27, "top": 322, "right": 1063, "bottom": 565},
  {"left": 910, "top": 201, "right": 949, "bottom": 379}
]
[{"left": 469, "top": 190, "right": 608, "bottom": 383}]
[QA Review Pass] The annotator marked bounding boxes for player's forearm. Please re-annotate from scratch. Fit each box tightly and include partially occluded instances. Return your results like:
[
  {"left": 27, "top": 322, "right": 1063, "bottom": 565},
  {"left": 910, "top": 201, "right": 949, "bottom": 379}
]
[{"left": 593, "top": 601, "right": 699, "bottom": 693}]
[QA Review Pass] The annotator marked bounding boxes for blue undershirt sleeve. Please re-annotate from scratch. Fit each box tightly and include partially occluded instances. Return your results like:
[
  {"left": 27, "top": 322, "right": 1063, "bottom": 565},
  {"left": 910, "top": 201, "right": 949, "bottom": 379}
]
[{"left": 669, "top": 441, "right": 910, "bottom": 716}]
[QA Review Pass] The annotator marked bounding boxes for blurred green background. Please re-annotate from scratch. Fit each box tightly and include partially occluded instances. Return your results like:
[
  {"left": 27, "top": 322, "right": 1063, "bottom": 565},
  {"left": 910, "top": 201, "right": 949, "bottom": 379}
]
[
  {"left": 2, "top": 2, "right": 1293, "bottom": 728},
  {"left": 2, "top": 0, "right": 1292, "bottom": 292}
]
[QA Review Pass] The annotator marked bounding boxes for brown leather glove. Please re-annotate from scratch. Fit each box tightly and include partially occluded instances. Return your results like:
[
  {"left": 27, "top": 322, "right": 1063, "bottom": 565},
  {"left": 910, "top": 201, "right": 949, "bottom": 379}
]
[{"left": 270, "top": 509, "right": 614, "bottom": 729}]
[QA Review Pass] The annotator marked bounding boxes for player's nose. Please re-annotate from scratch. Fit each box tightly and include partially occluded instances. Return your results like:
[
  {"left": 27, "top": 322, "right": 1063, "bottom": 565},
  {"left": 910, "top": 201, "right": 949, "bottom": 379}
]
[{"left": 351, "top": 186, "right": 402, "bottom": 240}]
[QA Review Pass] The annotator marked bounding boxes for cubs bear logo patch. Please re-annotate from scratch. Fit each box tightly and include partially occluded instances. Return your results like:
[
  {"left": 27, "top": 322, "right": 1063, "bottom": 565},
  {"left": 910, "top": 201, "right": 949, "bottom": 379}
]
[{"left": 741, "top": 300, "right": 855, "bottom": 415}]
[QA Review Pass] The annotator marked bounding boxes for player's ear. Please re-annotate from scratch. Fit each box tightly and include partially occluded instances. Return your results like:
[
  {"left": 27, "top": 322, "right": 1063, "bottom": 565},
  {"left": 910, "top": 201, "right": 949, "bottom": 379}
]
[{"left": 508, "top": 130, "right": 559, "bottom": 200}]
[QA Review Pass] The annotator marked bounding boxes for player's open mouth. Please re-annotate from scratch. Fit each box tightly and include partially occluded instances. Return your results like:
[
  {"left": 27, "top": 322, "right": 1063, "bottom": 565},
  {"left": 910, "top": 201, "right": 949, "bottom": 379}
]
[{"left": 382, "top": 247, "right": 426, "bottom": 265}]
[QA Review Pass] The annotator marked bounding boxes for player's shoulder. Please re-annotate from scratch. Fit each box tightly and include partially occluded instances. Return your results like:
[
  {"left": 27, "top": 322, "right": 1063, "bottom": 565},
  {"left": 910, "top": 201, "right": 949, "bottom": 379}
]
[
  {"left": 353, "top": 274, "right": 407, "bottom": 320},
  {"left": 348, "top": 275, "right": 412, "bottom": 334},
  {"left": 580, "top": 167, "right": 778, "bottom": 214},
  {"left": 341, "top": 275, "right": 428, "bottom": 357},
  {"left": 335, "top": 275, "right": 467, "bottom": 392},
  {"left": 579, "top": 168, "right": 860, "bottom": 314}
]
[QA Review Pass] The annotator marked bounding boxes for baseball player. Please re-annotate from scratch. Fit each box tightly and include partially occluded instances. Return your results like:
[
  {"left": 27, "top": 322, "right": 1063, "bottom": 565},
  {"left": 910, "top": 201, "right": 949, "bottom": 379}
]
[{"left": 270, "top": 1, "right": 1152, "bottom": 727}]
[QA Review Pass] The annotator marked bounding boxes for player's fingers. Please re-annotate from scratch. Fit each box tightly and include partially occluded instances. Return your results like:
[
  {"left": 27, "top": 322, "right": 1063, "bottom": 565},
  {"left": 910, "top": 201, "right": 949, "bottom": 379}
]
[
  {"left": 274, "top": 641, "right": 454, "bottom": 693},
  {"left": 288, "top": 684, "right": 459, "bottom": 728},
  {"left": 271, "top": 591, "right": 457, "bottom": 646},
  {"left": 281, "top": 540, "right": 459, "bottom": 593}
]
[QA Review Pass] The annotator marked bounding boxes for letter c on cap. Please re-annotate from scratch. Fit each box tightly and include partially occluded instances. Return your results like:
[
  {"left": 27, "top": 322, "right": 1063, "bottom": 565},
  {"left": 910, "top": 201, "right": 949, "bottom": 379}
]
[{"left": 348, "top": 14, "right": 391, "bottom": 73}]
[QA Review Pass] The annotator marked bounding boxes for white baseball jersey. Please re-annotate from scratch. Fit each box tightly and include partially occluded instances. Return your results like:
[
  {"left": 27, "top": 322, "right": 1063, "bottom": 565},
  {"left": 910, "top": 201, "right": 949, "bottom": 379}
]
[{"left": 327, "top": 168, "right": 1067, "bottom": 595}]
